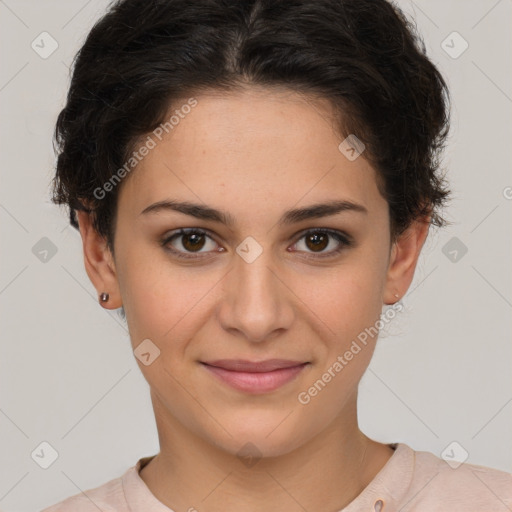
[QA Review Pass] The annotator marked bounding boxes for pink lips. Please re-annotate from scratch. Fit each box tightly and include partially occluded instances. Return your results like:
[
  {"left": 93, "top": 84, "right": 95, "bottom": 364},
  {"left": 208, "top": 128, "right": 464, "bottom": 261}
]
[{"left": 201, "top": 359, "right": 309, "bottom": 394}]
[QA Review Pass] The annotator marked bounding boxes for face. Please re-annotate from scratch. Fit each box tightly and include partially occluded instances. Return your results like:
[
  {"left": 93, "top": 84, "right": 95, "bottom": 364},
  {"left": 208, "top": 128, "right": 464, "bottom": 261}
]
[{"left": 80, "top": 86, "right": 428, "bottom": 458}]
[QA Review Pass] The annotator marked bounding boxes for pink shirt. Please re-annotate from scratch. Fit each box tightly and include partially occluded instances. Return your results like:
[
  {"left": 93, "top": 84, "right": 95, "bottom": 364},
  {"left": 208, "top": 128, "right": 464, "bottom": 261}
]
[{"left": 41, "top": 443, "right": 512, "bottom": 511}]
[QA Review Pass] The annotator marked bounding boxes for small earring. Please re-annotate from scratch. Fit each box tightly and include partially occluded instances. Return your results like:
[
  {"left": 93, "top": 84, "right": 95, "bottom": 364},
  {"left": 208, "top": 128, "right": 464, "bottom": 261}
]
[
  {"left": 99, "top": 292, "right": 109, "bottom": 303},
  {"left": 394, "top": 293, "right": 399, "bottom": 298}
]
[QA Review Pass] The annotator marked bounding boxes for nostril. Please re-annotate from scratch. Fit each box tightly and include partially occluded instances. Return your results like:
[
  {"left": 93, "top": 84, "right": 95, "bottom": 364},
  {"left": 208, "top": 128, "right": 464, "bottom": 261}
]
[{"left": 374, "top": 499, "right": 384, "bottom": 511}]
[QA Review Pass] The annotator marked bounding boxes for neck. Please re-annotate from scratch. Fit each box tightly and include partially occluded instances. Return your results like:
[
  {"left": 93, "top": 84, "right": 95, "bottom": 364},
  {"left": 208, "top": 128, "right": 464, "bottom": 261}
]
[{"left": 139, "top": 391, "right": 394, "bottom": 512}]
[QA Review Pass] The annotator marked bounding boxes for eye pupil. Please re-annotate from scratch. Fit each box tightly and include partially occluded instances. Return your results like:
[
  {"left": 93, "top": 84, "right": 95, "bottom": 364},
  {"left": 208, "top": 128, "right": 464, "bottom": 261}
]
[
  {"left": 182, "top": 233, "right": 205, "bottom": 251},
  {"left": 306, "top": 232, "right": 329, "bottom": 252},
  {"left": 164, "top": 228, "right": 348, "bottom": 260}
]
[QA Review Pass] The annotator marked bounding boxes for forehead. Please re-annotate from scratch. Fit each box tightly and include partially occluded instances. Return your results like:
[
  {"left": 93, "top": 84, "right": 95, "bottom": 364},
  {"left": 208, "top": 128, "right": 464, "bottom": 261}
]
[{"left": 118, "top": 88, "right": 383, "bottom": 220}]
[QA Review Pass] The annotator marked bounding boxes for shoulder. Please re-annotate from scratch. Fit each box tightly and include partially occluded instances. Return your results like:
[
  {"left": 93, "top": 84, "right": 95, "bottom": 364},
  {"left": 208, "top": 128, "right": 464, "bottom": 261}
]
[
  {"left": 39, "top": 473, "right": 126, "bottom": 512},
  {"left": 406, "top": 445, "right": 512, "bottom": 511}
]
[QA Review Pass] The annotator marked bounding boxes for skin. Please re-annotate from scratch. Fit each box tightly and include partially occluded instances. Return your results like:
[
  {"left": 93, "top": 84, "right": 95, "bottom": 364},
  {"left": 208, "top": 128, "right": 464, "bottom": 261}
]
[{"left": 77, "top": 86, "right": 430, "bottom": 512}]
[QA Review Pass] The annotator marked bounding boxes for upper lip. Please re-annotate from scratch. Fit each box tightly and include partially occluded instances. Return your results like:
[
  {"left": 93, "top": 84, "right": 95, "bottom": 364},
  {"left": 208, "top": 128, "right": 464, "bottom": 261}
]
[{"left": 202, "top": 359, "right": 307, "bottom": 372}]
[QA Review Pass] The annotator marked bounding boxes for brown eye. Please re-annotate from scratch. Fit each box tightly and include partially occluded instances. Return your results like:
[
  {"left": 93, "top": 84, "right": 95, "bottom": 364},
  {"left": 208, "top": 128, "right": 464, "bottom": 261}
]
[
  {"left": 292, "top": 229, "right": 352, "bottom": 258},
  {"left": 304, "top": 232, "right": 329, "bottom": 252},
  {"left": 181, "top": 232, "right": 206, "bottom": 252},
  {"left": 161, "top": 228, "right": 219, "bottom": 258}
]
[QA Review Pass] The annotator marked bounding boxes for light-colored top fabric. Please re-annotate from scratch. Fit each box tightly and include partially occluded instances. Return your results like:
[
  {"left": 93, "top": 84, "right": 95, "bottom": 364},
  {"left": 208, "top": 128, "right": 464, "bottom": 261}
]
[{"left": 40, "top": 443, "right": 512, "bottom": 511}]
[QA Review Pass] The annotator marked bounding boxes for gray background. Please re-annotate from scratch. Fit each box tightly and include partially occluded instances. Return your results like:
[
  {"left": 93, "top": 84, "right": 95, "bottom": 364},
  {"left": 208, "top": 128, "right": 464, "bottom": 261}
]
[{"left": 0, "top": 0, "right": 511, "bottom": 510}]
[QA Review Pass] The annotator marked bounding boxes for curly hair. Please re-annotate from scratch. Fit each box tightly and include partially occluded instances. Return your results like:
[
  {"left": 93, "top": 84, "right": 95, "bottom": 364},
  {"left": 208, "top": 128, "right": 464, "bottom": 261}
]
[{"left": 52, "top": 0, "right": 452, "bottom": 253}]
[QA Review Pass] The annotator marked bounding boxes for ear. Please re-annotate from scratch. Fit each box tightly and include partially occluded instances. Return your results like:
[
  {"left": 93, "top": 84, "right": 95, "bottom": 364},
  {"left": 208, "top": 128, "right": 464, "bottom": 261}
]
[
  {"left": 75, "top": 210, "right": 122, "bottom": 310},
  {"left": 383, "top": 214, "right": 431, "bottom": 305}
]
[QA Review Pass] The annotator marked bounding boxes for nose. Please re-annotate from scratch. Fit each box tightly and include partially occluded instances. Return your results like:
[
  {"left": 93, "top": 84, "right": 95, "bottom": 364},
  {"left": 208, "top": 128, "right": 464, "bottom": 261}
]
[{"left": 217, "top": 248, "right": 295, "bottom": 343}]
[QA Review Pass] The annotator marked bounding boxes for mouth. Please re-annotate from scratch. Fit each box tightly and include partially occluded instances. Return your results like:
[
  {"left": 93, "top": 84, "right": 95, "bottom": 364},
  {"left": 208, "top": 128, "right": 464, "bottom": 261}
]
[{"left": 200, "top": 359, "right": 310, "bottom": 394}]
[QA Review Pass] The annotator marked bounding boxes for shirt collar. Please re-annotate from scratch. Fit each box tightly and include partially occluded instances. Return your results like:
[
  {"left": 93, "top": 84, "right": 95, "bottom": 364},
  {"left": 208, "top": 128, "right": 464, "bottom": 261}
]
[
  {"left": 340, "top": 443, "right": 415, "bottom": 512},
  {"left": 122, "top": 443, "right": 415, "bottom": 512}
]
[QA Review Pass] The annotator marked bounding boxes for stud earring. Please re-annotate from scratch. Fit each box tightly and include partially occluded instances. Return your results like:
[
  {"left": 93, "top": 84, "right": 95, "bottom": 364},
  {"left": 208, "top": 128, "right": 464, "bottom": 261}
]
[{"left": 99, "top": 292, "right": 109, "bottom": 303}]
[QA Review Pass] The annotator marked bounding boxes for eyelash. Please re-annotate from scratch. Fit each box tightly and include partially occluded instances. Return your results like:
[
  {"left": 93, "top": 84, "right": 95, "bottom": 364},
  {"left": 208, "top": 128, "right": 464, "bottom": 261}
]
[{"left": 160, "top": 228, "right": 353, "bottom": 260}]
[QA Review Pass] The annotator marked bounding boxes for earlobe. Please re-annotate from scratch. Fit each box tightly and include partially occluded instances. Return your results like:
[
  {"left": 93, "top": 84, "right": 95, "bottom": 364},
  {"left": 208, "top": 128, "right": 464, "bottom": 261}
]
[
  {"left": 75, "top": 210, "right": 122, "bottom": 309},
  {"left": 383, "top": 216, "right": 431, "bottom": 306}
]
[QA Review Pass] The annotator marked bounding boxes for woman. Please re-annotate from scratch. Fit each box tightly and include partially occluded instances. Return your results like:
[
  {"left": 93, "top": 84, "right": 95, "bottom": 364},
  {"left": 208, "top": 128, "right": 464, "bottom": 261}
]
[{"left": 42, "top": 0, "right": 512, "bottom": 510}]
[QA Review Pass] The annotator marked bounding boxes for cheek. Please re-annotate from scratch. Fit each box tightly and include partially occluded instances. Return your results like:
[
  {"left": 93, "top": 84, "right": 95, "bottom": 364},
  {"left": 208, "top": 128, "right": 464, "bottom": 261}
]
[
  {"left": 117, "top": 230, "right": 387, "bottom": 353},
  {"left": 119, "top": 254, "right": 219, "bottom": 349},
  {"left": 293, "top": 262, "right": 384, "bottom": 341},
  {"left": 292, "top": 269, "right": 383, "bottom": 416}
]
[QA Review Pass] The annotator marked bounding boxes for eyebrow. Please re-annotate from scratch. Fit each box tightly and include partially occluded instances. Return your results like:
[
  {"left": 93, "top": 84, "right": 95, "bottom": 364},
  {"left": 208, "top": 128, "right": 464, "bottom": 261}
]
[{"left": 139, "top": 198, "right": 368, "bottom": 226}]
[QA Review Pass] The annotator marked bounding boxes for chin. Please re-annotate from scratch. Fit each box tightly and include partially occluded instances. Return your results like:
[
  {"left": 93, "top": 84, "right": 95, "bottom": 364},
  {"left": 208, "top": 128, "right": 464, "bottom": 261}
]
[{"left": 203, "top": 411, "right": 314, "bottom": 460}]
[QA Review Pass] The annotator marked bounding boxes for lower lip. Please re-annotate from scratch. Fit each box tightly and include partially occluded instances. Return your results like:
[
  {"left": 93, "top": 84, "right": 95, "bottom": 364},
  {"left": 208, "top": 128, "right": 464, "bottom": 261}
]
[{"left": 202, "top": 363, "right": 308, "bottom": 394}]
